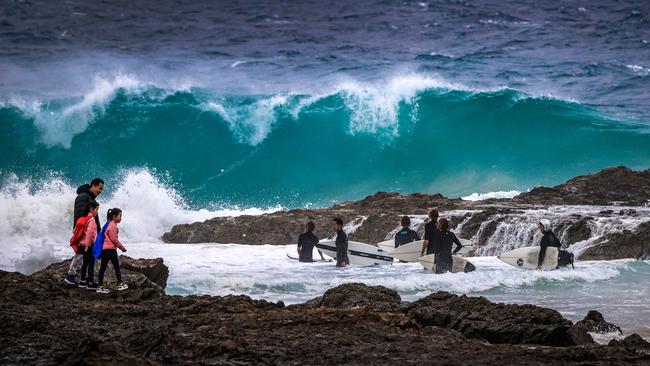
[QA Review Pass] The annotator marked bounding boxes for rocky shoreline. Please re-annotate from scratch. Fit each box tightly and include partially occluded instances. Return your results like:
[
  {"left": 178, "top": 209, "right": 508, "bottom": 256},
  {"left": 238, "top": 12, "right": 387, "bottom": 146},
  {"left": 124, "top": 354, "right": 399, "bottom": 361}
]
[
  {"left": 162, "top": 167, "right": 650, "bottom": 260},
  {"left": 1, "top": 257, "right": 649, "bottom": 365}
]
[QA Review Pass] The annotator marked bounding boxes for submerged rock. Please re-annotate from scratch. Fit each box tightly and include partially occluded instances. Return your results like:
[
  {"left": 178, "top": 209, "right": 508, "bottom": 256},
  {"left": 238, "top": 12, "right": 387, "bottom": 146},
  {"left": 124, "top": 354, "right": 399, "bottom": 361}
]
[{"left": 575, "top": 310, "right": 623, "bottom": 335}]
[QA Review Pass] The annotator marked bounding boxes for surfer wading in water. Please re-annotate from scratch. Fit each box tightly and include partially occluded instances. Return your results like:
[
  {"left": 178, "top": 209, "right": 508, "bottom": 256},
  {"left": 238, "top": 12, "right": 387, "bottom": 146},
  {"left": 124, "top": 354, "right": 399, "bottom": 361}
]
[
  {"left": 332, "top": 218, "right": 349, "bottom": 267},
  {"left": 394, "top": 216, "right": 420, "bottom": 248},
  {"left": 434, "top": 218, "right": 463, "bottom": 273},
  {"left": 421, "top": 209, "right": 440, "bottom": 257},
  {"left": 297, "top": 221, "right": 325, "bottom": 262},
  {"left": 536, "top": 219, "right": 561, "bottom": 270}
]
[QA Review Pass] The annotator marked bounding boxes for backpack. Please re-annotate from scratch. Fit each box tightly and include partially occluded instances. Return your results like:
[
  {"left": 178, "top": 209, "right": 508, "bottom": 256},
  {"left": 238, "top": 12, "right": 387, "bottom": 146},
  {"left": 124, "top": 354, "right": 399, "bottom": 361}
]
[{"left": 93, "top": 221, "right": 111, "bottom": 259}]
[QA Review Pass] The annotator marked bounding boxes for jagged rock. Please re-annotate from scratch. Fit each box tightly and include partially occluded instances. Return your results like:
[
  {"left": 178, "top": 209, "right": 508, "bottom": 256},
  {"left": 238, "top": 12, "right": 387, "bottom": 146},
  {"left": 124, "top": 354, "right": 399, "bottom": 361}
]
[
  {"left": 30, "top": 255, "right": 169, "bottom": 293},
  {"left": 575, "top": 310, "right": 623, "bottom": 335},
  {"left": 404, "top": 291, "right": 593, "bottom": 346},
  {"left": 312, "top": 283, "right": 402, "bottom": 310},
  {"left": 515, "top": 166, "right": 650, "bottom": 206},
  {"left": 563, "top": 219, "right": 593, "bottom": 245},
  {"left": 579, "top": 221, "right": 650, "bottom": 260},
  {"left": 0, "top": 277, "right": 646, "bottom": 364},
  {"left": 609, "top": 334, "right": 650, "bottom": 354}
]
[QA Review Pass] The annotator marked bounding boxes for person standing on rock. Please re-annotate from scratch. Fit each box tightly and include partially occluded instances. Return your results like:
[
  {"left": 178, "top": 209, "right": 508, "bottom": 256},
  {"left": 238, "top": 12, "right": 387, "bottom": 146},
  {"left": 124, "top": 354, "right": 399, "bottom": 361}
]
[
  {"left": 297, "top": 221, "right": 325, "bottom": 262},
  {"left": 537, "top": 219, "right": 561, "bottom": 270},
  {"left": 97, "top": 208, "right": 128, "bottom": 293},
  {"left": 74, "top": 178, "right": 104, "bottom": 233},
  {"left": 434, "top": 218, "right": 462, "bottom": 273},
  {"left": 332, "top": 218, "right": 349, "bottom": 267},
  {"left": 394, "top": 216, "right": 420, "bottom": 248},
  {"left": 421, "top": 209, "right": 441, "bottom": 257},
  {"left": 64, "top": 178, "right": 104, "bottom": 285}
]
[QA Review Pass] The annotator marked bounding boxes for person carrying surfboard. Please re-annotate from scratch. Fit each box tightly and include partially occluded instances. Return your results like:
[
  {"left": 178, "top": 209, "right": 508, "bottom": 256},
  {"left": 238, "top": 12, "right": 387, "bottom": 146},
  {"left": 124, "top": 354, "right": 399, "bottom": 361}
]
[
  {"left": 394, "top": 216, "right": 420, "bottom": 248},
  {"left": 332, "top": 218, "right": 349, "bottom": 267},
  {"left": 420, "top": 209, "right": 441, "bottom": 257},
  {"left": 434, "top": 218, "right": 463, "bottom": 273},
  {"left": 537, "top": 219, "right": 561, "bottom": 270},
  {"left": 297, "top": 221, "right": 325, "bottom": 262}
]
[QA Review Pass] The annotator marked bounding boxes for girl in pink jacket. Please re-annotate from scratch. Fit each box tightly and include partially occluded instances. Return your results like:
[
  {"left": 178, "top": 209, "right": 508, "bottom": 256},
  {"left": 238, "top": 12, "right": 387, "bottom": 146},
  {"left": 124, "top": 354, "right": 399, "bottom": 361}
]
[
  {"left": 97, "top": 208, "right": 128, "bottom": 293},
  {"left": 79, "top": 203, "right": 100, "bottom": 289}
]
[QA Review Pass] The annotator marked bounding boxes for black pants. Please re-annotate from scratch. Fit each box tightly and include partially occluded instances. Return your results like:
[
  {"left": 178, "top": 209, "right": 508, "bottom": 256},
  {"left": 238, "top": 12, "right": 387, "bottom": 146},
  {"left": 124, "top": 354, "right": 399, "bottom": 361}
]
[
  {"left": 80, "top": 245, "right": 95, "bottom": 283},
  {"left": 97, "top": 249, "right": 121, "bottom": 285}
]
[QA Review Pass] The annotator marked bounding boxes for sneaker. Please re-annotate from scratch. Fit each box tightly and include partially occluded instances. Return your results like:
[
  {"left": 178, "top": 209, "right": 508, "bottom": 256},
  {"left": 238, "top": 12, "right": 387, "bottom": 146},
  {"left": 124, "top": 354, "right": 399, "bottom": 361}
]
[
  {"left": 86, "top": 282, "right": 98, "bottom": 290},
  {"left": 117, "top": 283, "right": 129, "bottom": 291},
  {"left": 78, "top": 281, "right": 88, "bottom": 288},
  {"left": 64, "top": 274, "right": 77, "bottom": 285},
  {"left": 96, "top": 286, "right": 110, "bottom": 294}
]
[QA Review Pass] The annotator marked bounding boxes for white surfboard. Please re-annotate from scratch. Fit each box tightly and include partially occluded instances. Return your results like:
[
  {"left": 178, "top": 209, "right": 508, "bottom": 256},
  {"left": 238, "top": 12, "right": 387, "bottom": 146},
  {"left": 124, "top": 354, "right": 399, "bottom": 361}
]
[
  {"left": 286, "top": 245, "right": 332, "bottom": 262},
  {"left": 316, "top": 240, "right": 394, "bottom": 266},
  {"left": 419, "top": 254, "right": 476, "bottom": 273},
  {"left": 497, "top": 246, "right": 559, "bottom": 271},
  {"left": 376, "top": 239, "right": 395, "bottom": 253},
  {"left": 457, "top": 238, "right": 475, "bottom": 256},
  {"left": 390, "top": 240, "right": 425, "bottom": 262},
  {"left": 390, "top": 238, "right": 474, "bottom": 261}
]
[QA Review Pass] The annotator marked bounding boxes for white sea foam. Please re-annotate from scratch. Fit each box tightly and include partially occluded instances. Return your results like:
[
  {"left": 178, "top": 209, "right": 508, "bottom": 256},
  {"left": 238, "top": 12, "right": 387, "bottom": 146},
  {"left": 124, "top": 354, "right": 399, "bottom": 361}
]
[
  {"left": 461, "top": 190, "right": 521, "bottom": 201},
  {"left": 204, "top": 95, "right": 289, "bottom": 145}
]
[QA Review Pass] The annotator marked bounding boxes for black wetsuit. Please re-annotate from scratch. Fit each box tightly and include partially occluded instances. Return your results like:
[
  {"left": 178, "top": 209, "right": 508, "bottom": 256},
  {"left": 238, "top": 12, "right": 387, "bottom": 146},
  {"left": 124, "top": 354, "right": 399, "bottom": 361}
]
[
  {"left": 434, "top": 231, "right": 462, "bottom": 273},
  {"left": 298, "top": 232, "right": 319, "bottom": 262},
  {"left": 423, "top": 221, "right": 441, "bottom": 255},
  {"left": 73, "top": 184, "right": 101, "bottom": 232},
  {"left": 335, "top": 229, "right": 349, "bottom": 267},
  {"left": 538, "top": 230, "right": 561, "bottom": 266},
  {"left": 394, "top": 227, "right": 420, "bottom": 248}
]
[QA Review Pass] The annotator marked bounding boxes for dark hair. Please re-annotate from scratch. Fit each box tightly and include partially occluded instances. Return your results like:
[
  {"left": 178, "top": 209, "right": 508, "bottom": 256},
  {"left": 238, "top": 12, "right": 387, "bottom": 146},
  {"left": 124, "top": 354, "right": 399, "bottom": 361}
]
[
  {"left": 333, "top": 218, "right": 343, "bottom": 227},
  {"left": 107, "top": 208, "right": 122, "bottom": 221},
  {"left": 401, "top": 215, "right": 411, "bottom": 227},
  {"left": 83, "top": 201, "right": 100, "bottom": 216},
  {"left": 90, "top": 178, "right": 104, "bottom": 187},
  {"left": 438, "top": 218, "right": 449, "bottom": 231},
  {"left": 428, "top": 209, "right": 439, "bottom": 220},
  {"left": 306, "top": 221, "right": 315, "bottom": 232}
]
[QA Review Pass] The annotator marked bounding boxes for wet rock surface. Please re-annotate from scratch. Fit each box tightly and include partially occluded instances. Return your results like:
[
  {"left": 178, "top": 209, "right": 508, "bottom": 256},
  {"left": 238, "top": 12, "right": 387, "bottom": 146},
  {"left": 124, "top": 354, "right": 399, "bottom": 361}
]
[
  {"left": 1, "top": 274, "right": 648, "bottom": 365},
  {"left": 162, "top": 167, "right": 650, "bottom": 261},
  {"left": 575, "top": 310, "right": 623, "bottom": 335},
  {"left": 580, "top": 221, "right": 650, "bottom": 260},
  {"left": 514, "top": 166, "right": 650, "bottom": 206},
  {"left": 609, "top": 334, "right": 650, "bottom": 355}
]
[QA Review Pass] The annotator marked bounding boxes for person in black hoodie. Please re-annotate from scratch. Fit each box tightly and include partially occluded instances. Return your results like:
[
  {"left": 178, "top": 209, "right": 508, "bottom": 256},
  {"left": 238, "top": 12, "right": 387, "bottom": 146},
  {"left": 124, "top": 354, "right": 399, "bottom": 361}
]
[
  {"left": 297, "top": 221, "right": 325, "bottom": 262},
  {"left": 394, "top": 216, "right": 420, "bottom": 248},
  {"left": 73, "top": 178, "right": 104, "bottom": 233},
  {"left": 64, "top": 178, "right": 103, "bottom": 285}
]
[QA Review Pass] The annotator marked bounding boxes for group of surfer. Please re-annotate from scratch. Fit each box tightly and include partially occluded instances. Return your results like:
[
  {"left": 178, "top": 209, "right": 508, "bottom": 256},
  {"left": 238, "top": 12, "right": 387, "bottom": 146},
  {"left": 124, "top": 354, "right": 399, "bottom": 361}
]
[
  {"left": 297, "top": 208, "right": 568, "bottom": 272},
  {"left": 296, "top": 209, "right": 463, "bottom": 273}
]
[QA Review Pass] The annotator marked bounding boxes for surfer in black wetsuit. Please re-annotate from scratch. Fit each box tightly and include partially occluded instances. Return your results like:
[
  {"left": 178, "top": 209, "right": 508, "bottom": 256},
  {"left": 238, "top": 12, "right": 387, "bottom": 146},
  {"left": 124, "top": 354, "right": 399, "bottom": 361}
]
[
  {"left": 434, "top": 218, "right": 463, "bottom": 273},
  {"left": 297, "top": 221, "right": 325, "bottom": 262},
  {"left": 332, "top": 218, "right": 349, "bottom": 267},
  {"left": 537, "top": 219, "right": 561, "bottom": 270},
  {"left": 394, "top": 216, "right": 420, "bottom": 248},
  {"left": 421, "top": 209, "right": 440, "bottom": 257}
]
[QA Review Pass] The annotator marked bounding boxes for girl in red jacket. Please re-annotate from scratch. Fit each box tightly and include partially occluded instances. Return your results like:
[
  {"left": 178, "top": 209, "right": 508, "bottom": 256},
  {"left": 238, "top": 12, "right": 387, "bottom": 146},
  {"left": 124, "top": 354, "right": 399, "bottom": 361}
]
[
  {"left": 78, "top": 203, "right": 100, "bottom": 289},
  {"left": 65, "top": 202, "right": 99, "bottom": 285},
  {"left": 96, "top": 208, "right": 128, "bottom": 294}
]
